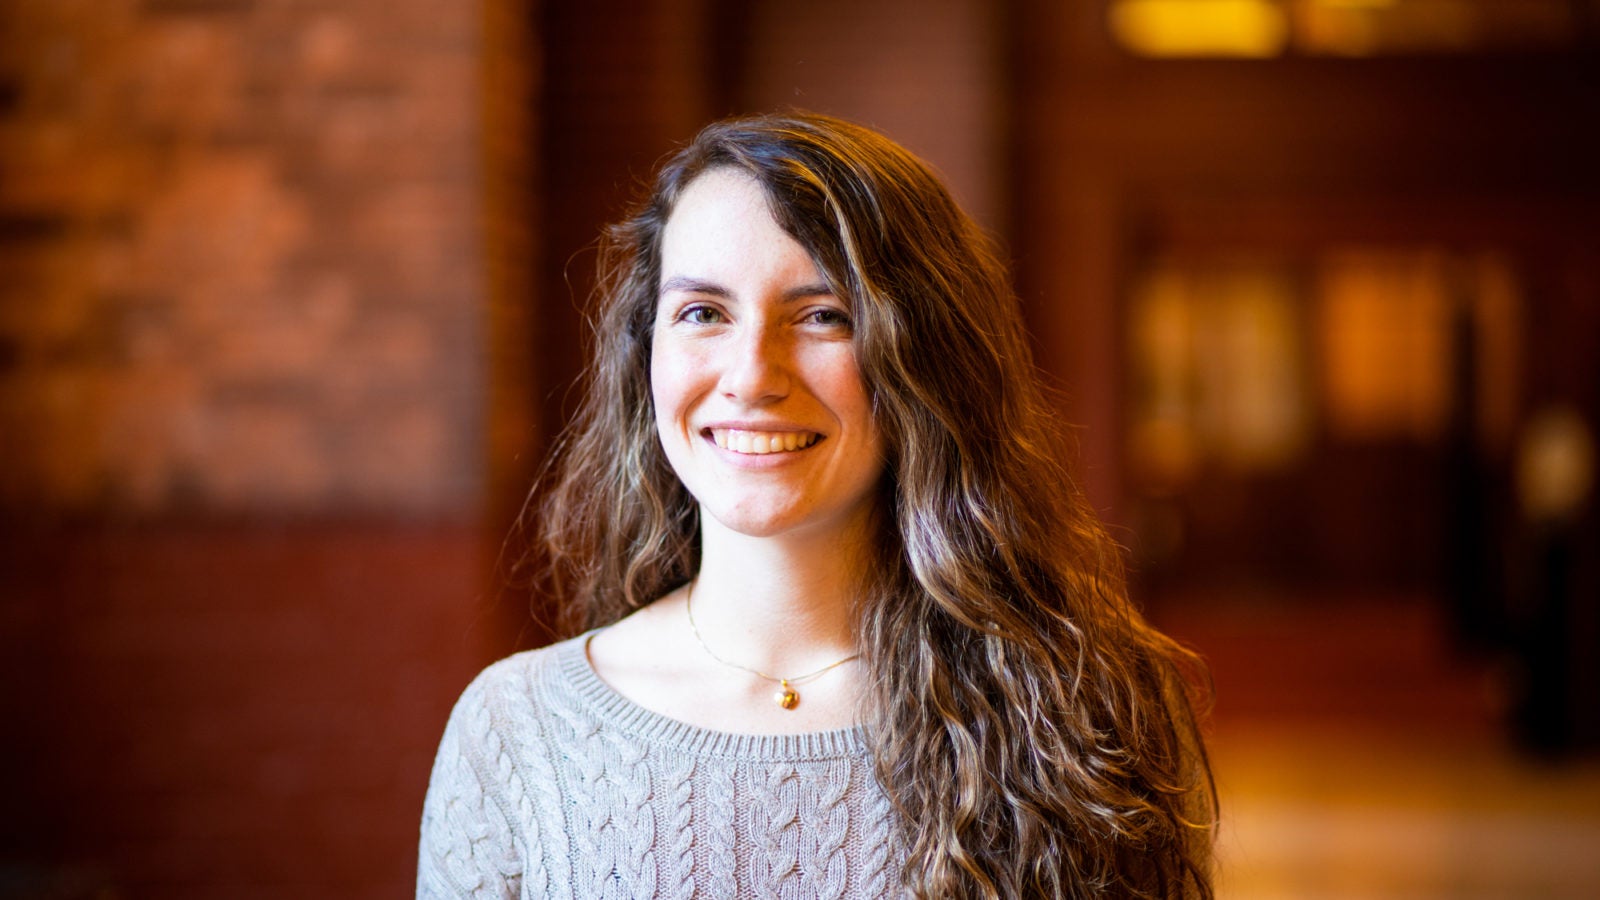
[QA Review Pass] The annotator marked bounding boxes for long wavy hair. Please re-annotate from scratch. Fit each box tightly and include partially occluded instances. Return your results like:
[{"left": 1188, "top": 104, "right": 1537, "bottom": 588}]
[{"left": 535, "top": 112, "right": 1215, "bottom": 898}]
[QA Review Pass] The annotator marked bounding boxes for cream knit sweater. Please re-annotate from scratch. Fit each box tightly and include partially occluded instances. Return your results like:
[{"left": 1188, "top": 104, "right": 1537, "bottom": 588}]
[{"left": 417, "top": 634, "right": 906, "bottom": 898}]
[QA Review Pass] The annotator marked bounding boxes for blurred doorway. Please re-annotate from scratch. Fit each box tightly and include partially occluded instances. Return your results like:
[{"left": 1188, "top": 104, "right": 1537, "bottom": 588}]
[{"left": 1123, "top": 241, "right": 1522, "bottom": 599}]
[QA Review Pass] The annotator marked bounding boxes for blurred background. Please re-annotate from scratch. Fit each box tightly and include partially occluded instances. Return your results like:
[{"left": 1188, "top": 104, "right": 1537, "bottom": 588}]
[{"left": 2, "top": 0, "right": 1598, "bottom": 897}]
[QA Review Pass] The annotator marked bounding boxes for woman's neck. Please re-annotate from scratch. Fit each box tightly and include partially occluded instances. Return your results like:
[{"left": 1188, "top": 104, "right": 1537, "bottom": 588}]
[
  {"left": 688, "top": 515, "right": 867, "bottom": 673},
  {"left": 582, "top": 507, "right": 876, "bottom": 733}
]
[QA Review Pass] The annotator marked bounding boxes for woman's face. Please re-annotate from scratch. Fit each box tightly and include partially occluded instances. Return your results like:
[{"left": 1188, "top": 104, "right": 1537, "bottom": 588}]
[{"left": 650, "top": 168, "right": 885, "bottom": 543}]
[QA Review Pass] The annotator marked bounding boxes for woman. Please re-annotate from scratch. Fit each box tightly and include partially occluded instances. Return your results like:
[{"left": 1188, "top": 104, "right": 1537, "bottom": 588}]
[{"left": 419, "top": 112, "right": 1215, "bottom": 898}]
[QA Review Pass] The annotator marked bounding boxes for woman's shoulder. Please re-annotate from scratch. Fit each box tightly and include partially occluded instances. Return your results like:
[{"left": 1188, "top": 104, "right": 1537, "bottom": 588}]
[
  {"left": 447, "top": 633, "right": 593, "bottom": 729},
  {"left": 473, "top": 633, "right": 582, "bottom": 685}
]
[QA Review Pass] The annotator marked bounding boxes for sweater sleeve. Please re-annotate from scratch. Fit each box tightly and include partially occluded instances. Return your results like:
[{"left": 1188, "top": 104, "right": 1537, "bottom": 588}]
[{"left": 417, "top": 678, "right": 523, "bottom": 900}]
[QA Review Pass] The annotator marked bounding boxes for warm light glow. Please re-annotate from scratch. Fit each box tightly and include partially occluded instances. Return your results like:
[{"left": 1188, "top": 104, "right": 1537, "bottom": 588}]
[
  {"left": 1292, "top": 0, "right": 1578, "bottom": 56},
  {"left": 1129, "top": 259, "right": 1310, "bottom": 483},
  {"left": 1316, "top": 250, "right": 1452, "bottom": 441},
  {"left": 1110, "top": 0, "right": 1290, "bottom": 58},
  {"left": 1314, "top": 249, "right": 1522, "bottom": 447},
  {"left": 1517, "top": 406, "right": 1596, "bottom": 523}
]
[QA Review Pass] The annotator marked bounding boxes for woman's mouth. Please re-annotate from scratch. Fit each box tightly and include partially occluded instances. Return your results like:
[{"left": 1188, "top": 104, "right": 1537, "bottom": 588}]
[{"left": 707, "top": 428, "right": 821, "bottom": 454}]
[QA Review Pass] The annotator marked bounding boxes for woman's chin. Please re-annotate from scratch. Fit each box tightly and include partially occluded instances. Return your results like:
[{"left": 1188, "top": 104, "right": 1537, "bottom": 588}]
[
  {"left": 700, "top": 500, "right": 871, "bottom": 543},
  {"left": 702, "top": 508, "right": 811, "bottom": 540}
]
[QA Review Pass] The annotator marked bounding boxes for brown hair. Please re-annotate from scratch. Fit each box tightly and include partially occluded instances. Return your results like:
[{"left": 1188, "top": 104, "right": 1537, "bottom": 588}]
[{"left": 535, "top": 111, "right": 1215, "bottom": 898}]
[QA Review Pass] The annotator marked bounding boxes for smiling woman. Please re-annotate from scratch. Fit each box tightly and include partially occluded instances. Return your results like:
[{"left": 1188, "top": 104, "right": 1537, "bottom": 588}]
[
  {"left": 651, "top": 168, "right": 885, "bottom": 548},
  {"left": 418, "top": 113, "right": 1217, "bottom": 899}
]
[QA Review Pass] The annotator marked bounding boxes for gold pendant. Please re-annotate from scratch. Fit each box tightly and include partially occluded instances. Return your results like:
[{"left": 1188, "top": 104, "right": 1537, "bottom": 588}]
[{"left": 776, "top": 680, "right": 799, "bottom": 710}]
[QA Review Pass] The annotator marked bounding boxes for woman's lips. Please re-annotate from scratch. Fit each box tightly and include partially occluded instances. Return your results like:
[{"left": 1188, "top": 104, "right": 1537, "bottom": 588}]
[{"left": 706, "top": 427, "right": 821, "bottom": 455}]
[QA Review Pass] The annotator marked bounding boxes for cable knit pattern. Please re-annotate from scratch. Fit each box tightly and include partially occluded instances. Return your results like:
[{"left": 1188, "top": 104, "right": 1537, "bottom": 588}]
[
  {"left": 750, "top": 763, "right": 801, "bottom": 899},
  {"left": 807, "top": 760, "right": 852, "bottom": 900},
  {"left": 418, "top": 634, "right": 908, "bottom": 899},
  {"left": 856, "top": 780, "right": 897, "bottom": 900},
  {"left": 701, "top": 764, "right": 739, "bottom": 896}
]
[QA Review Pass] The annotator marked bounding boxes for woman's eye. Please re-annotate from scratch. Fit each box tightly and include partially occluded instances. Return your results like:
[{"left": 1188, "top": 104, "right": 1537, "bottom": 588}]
[
  {"left": 680, "top": 305, "right": 724, "bottom": 325},
  {"left": 807, "top": 308, "right": 853, "bottom": 328}
]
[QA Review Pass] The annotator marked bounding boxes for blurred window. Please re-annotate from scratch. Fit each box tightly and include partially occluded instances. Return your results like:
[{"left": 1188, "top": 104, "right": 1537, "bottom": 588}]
[
  {"left": 1126, "top": 248, "right": 1522, "bottom": 491},
  {"left": 1128, "top": 257, "right": 1313, "bottom": 488},
  {"left": 1315, "top": 249, "right": 1521, "bottom": 445},
  {"left": 1109, "top": 0, "right": 1593, "bottom": 57}
]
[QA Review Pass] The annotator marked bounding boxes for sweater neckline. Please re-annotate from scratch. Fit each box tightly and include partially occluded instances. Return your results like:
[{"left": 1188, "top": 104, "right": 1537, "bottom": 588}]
[{"left": 554, "top": 632, "right": 871, "bottom": 762}]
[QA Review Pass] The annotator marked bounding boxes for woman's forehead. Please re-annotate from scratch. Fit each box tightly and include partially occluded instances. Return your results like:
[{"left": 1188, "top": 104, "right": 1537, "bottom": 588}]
[{"left": 657, "top": 171, "right": 824, "bottom": 291}]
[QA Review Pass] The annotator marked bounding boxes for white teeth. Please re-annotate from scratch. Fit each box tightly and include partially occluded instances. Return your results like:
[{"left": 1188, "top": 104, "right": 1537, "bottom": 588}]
[{"left": 709, "top": 428, "right": 819, "bottom": 455}]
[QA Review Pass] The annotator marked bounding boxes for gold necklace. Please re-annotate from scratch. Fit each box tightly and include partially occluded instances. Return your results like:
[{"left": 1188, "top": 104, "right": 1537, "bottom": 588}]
[{"left": 684, "top": 580, "right": 859, "bottom": 710}]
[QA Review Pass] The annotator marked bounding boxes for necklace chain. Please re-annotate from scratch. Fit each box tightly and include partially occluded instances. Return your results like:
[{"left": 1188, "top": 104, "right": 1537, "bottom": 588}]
[{"left": 684, "top": 580, "right": 859, "bottom": 710}]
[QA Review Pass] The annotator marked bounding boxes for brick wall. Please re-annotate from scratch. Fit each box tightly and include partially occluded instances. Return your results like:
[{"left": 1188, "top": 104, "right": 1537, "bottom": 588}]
[
  {"left": 0, "top": 0, "right": 501, "bottom": 517},
  {"left": 0, "top": 523, "right": 492, "bottom": 899},
  {"left": 0, "top": 1, "right": 537, "bottom": 897}
]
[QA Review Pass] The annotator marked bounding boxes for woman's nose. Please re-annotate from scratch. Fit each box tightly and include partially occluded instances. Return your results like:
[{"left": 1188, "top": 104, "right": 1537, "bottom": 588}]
[{"left": 720, "top": 324, "right": 791, "bottom": 403}]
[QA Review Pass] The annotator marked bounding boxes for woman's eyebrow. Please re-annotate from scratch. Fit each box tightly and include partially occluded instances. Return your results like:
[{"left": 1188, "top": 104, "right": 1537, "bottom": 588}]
[
  {"left": 659, "top": 275, "right": 728, "bottom": 297},
  {"left": 658, "top": 276, "right": 835, "bottom": 302},
  {"left": 783, "top": 283, "right": 835, "bottom": 301}
]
